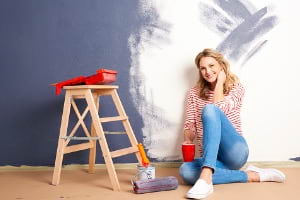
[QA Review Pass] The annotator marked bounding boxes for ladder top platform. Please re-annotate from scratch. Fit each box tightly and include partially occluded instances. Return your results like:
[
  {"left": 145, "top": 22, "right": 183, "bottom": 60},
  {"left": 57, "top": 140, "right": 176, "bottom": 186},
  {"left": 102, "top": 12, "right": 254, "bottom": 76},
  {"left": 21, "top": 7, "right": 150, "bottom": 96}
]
[{"left": 63, "top": 85, "right": 119, "bottom": 90}]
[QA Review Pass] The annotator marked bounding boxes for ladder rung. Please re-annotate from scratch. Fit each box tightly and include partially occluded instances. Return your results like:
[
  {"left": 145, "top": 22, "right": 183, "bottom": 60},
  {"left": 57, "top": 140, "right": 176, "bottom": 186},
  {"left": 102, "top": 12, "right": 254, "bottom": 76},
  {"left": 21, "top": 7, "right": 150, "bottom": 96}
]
[
  {"left": 60, "top": 132, "right": 126, "bottom": 141},
  {"left": 100, "top": 116, "right": 128, "bottom": 123},
  {"left": 104, "top": 131, "right": 126, "bottom": 135},
  {"left": 110, "top": 146, "right": 139, "bottom": 158},
  {"left": 64, "top": 143, "right": 93, "bottom": 154},
  {"left": 60, "top": 136, "right": 100, "bottom": 140}
]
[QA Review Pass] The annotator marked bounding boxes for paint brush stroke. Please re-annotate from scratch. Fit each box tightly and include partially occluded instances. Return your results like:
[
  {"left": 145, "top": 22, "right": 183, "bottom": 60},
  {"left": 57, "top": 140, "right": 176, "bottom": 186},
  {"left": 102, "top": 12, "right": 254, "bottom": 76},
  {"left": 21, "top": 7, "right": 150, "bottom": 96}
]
[
  {"left": 217, "top": 7, "right": 278, "bottom": 61},
  {"left": 290, "top": 157, "right": 300, "bottom": 161},
  {"left": 199, "top": 1, "right": 279, "bottom": 65},
  {"left": 199, "top": 2, "right": 235, "bottom": 35},
  {"left": 217, "top": 17, "right": 277, "bottom": 60},
  {"left": 213, "top": 0, "right": 253, "bottom": 22},
  {"left": 241, "top": 40, "right": 268, "bottom": 67}
]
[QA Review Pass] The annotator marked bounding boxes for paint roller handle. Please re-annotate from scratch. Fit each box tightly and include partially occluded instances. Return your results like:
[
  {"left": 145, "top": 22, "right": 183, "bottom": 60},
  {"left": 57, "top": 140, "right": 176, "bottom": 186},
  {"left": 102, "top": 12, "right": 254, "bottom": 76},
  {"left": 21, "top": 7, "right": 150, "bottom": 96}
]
[{"left": 137, "top": 143, "right": 150, "bottom": 167}]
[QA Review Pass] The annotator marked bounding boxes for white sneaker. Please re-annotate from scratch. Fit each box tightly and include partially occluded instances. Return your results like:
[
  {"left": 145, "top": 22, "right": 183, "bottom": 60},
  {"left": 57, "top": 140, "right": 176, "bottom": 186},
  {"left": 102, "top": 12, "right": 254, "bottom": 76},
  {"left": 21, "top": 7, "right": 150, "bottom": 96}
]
[
  {"left": 186, "top": 179, "right": 213, "bottom": 199},
  {"left": 246, "top": 165, "right": 286, "bottom": 182}
]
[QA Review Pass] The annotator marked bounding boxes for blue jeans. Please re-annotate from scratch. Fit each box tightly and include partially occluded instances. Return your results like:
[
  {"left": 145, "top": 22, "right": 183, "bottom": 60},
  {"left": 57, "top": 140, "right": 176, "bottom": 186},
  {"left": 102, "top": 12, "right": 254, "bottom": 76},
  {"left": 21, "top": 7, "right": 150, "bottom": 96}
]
[{"left": 179, "top": 104, "right": 249, "bottom": 185}]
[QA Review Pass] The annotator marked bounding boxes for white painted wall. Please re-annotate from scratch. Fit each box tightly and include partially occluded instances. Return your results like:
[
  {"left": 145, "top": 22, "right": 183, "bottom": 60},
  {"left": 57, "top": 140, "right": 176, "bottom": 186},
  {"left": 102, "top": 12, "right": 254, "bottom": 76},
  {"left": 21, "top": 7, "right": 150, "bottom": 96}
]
[{"left": 129, "top": 0, "right": 300, "bottom": 161}]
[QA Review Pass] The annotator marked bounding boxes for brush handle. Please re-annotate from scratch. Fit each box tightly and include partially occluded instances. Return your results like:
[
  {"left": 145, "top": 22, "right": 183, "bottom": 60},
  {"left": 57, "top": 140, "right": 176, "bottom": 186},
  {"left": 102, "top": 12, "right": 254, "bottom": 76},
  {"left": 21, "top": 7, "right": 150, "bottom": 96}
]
[{"left": 137, "top": 143, "right": 150, "bottom": 167}]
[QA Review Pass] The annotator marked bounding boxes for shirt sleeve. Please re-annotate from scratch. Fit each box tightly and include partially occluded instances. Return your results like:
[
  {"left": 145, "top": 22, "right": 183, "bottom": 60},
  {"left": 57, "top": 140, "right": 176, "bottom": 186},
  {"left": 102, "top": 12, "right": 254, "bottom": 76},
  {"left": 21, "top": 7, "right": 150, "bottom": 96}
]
[
  {"left": 183, "top": 89, "right": 197, "bottom": 135},
  {"left": 214, "top": 83, "right": 245, "bottom": 114}
]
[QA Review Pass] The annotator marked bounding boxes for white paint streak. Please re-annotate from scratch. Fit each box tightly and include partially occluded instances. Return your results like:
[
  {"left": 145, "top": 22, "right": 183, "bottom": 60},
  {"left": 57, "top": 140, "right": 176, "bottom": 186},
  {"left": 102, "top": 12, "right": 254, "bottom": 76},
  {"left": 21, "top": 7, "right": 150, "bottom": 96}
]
[
  {"left": 129, "top": 0, "right": 300, "bottom": 161},
  {"left": 129, "top": 0, "right": 217, "bottom": 161}
]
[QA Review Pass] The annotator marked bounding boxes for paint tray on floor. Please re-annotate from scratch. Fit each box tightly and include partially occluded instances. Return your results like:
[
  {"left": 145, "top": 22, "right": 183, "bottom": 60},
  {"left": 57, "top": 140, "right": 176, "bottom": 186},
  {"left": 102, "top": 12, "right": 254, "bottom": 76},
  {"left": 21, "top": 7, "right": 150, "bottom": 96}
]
[{"left": 51, "top": 69, "right": 118, "bottom": 95}]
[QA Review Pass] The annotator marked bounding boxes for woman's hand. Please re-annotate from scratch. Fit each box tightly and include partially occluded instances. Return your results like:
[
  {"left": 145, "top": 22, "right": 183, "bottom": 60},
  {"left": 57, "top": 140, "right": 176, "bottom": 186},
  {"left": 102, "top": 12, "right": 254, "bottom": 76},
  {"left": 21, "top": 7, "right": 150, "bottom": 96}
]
[
  {"left": 217, "top": 70, "right": 226, "bottom": 84},
  {"left": 182, "top": 140, "right": 194, "bottom": 145},
  {"left": 213, "top": 70, "right": 226, "bottom": 103},
  {"left": 183, "top": 129, "right": 195, "bottom": 144}
]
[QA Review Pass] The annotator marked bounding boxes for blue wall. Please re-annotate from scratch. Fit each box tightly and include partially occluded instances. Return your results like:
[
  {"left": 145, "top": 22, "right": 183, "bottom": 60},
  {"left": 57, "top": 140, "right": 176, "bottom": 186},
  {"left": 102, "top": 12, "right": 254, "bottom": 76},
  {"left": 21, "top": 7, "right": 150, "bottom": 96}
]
[{"left": 0, "top": 0, "right": 148, "bottom": 166}]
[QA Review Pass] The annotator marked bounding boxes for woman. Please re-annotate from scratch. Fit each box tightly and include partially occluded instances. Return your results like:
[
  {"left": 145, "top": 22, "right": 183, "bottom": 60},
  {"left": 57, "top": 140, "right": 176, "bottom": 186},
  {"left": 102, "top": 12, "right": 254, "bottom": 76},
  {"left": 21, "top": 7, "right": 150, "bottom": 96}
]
[{"left": 179, "top": 48, "right": 285, "bottom": 199}]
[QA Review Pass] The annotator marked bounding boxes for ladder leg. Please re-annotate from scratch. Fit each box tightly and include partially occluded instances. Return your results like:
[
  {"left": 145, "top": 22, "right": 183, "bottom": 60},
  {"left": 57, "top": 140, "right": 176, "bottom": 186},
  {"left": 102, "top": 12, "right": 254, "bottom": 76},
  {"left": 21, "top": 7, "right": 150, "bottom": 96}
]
[
  {"left": 85, "top": 90, "right": 121, "bottom": 191},
  {"left": 52, "top": 91, "right": 72, "bottom": 185},
  {"left": 88, "top": 93, "right": 99, "bottom": 174},
  {"left": 110, "top": 89, "right": 142, "bottom": 165},
  {"left": 88, "top": 123, "right": 97, "bottom": 174}
]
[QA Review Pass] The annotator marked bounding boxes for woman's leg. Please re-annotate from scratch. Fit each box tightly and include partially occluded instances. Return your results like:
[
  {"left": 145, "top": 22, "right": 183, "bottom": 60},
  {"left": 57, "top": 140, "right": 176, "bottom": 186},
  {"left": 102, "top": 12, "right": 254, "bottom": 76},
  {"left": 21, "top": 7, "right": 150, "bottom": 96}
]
[
  {"left": 181, "top": 104, "right": 285, "bottom": 199},
  {"left": 202, "top": 104, "right": 285, "bottom": 183},
  {"left": 180, "top": 104, "right": 248, "bottom": 188},
  {"left": 201, "top": 104, "right": 249, "bottom": 173},
  {"left": 179, "top": 158, "right": 248, "bottom": 185}
]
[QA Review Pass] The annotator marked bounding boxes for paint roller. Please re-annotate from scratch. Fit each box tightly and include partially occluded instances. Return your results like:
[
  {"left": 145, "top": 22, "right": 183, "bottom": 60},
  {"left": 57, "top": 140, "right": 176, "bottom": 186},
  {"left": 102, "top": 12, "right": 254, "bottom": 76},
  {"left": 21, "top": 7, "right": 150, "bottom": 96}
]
[
  {"left": 133, "top": 144, "right": 179, "bottom": 194},
  {"left": 133, "top": 176, "right": 178, "bottom": 194}
]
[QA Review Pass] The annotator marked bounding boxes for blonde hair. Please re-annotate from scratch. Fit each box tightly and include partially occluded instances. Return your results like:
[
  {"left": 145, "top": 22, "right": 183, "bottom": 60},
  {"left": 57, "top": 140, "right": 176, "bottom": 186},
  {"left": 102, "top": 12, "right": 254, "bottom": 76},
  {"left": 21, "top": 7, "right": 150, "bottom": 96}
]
[{"left": 194, "top": 48, "right": 239, "bottom": 99}]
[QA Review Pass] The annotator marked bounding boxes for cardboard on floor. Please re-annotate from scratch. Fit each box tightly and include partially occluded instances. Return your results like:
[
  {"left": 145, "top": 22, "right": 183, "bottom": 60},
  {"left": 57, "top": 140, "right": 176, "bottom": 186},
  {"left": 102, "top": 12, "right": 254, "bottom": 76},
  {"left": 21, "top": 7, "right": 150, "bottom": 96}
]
[{"left": 0, "top": 167, "right": 299, "bottom": 200}]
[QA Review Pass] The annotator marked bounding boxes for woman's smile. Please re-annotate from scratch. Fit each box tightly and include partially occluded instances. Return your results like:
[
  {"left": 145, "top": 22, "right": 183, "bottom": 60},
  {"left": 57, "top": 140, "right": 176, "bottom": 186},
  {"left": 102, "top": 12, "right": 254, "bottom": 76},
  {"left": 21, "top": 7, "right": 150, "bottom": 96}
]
[{"left": 199, "top": 56, "right": 222, "bottom": 84}]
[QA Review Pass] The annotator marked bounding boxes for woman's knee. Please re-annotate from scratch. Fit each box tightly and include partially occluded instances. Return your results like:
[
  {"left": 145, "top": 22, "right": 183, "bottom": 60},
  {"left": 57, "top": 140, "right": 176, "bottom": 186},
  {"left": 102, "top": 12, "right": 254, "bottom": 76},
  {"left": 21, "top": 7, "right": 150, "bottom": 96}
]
[
  {"left": 201, "top": 104, "right": 220, "bottom": 120},
  {"left": 222, "top": 141, "right": 249, "bottom": 170},
  {"left": 179, "top": 163, "right": 200, "bottom": 185}
]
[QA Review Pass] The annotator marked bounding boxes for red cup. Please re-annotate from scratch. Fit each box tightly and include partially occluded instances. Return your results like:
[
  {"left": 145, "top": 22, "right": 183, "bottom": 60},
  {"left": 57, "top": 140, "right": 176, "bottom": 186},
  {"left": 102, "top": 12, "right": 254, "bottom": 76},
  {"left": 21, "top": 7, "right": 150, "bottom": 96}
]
[{"left": 182, "top": 143, "right": 195, "bottom": 162}]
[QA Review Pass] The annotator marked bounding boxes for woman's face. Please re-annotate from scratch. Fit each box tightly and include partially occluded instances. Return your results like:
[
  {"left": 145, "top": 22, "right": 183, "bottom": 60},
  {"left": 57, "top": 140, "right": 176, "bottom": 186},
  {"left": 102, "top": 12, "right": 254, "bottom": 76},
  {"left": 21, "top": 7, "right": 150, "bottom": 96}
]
[{"left": 198, "top": 56, "right": 222, "bottom": 84}]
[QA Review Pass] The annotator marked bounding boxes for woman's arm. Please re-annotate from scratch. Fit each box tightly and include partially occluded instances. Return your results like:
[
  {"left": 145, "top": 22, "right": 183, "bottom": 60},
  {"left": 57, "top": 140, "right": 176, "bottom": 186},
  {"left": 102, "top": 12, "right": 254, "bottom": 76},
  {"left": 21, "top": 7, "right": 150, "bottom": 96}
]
[
  {"left": 214, "top": 82, "right": 245, "bottom": 115},
  {"left": 183, "top": 89, "right": 197, "bottom": 144}
]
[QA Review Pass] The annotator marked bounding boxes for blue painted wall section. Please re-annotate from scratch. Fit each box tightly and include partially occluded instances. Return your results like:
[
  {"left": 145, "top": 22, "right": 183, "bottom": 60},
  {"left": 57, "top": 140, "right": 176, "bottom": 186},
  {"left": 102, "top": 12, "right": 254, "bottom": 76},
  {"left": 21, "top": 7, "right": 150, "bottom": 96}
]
[{"left": 0, "top": 0, "right": 146, "bottom": 166}]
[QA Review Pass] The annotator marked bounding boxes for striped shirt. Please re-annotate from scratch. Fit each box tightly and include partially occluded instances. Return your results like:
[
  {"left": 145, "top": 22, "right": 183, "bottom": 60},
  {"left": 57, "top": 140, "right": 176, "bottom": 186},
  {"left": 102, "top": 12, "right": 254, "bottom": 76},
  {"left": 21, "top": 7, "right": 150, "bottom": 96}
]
[{"left": 183, "top": 82, "right": 245, "bottom": 156}]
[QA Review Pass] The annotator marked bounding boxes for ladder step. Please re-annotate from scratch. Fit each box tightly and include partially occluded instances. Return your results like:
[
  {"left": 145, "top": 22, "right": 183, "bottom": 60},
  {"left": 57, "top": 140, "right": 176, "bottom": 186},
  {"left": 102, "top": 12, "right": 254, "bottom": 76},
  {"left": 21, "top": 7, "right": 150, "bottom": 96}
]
[
  {"left": 60, "top": 132, "right": 126, "bottom": 141},
  {"left": 64, "top": 142, "right": 93, "bottom": 154},
  {"left": 60, "top": 136, "right": 100, "bottom": 140},
  {"left": 100, "top": 116, "right": 128, "bottom": 123},
  {"left": 110, "top": 146, "right": 139, "bottom": 158},
  {"left": 104, "top": 131, "right": 126, "bottom": 135}
]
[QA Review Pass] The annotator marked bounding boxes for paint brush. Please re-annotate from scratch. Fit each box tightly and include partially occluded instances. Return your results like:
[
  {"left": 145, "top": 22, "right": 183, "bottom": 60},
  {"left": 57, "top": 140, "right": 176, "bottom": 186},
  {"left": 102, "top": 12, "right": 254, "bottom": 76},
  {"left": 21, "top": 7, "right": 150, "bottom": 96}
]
[{"left": 137, "top": 143, "right": 150, "bottom": 167}]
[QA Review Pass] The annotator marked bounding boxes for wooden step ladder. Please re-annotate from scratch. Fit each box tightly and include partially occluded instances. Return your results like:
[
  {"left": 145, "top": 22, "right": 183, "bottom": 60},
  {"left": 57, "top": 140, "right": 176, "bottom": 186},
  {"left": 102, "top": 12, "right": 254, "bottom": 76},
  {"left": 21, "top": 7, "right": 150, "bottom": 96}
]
[{"left": 52, "top": 85, "right": 142, "bottom": 191}]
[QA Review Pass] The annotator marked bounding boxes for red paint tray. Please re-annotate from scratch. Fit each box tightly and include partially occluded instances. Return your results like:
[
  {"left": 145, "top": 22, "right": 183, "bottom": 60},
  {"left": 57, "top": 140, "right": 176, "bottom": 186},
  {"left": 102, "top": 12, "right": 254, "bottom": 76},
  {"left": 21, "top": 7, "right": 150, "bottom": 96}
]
[
  {"left": 51, "top": 69, "right": 118, "bottom": 95},
  {"left": 84, "top": 69, "right": 117, "bottom": 85}
]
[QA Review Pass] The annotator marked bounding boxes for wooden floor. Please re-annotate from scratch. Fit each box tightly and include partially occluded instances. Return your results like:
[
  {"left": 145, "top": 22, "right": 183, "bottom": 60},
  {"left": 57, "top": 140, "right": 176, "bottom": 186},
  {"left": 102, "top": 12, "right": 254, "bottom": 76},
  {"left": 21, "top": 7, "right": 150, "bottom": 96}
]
[{"left": 1, "top": 165, "right": 300, "bottom": 200}]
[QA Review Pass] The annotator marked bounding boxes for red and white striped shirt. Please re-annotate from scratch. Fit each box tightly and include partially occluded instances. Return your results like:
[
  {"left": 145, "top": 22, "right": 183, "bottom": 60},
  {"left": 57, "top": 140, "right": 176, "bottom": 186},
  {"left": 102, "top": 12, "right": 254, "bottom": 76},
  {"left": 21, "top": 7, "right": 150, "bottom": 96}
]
[{"left": 183, "top": 82, "right": 245, "bottom": 156}]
